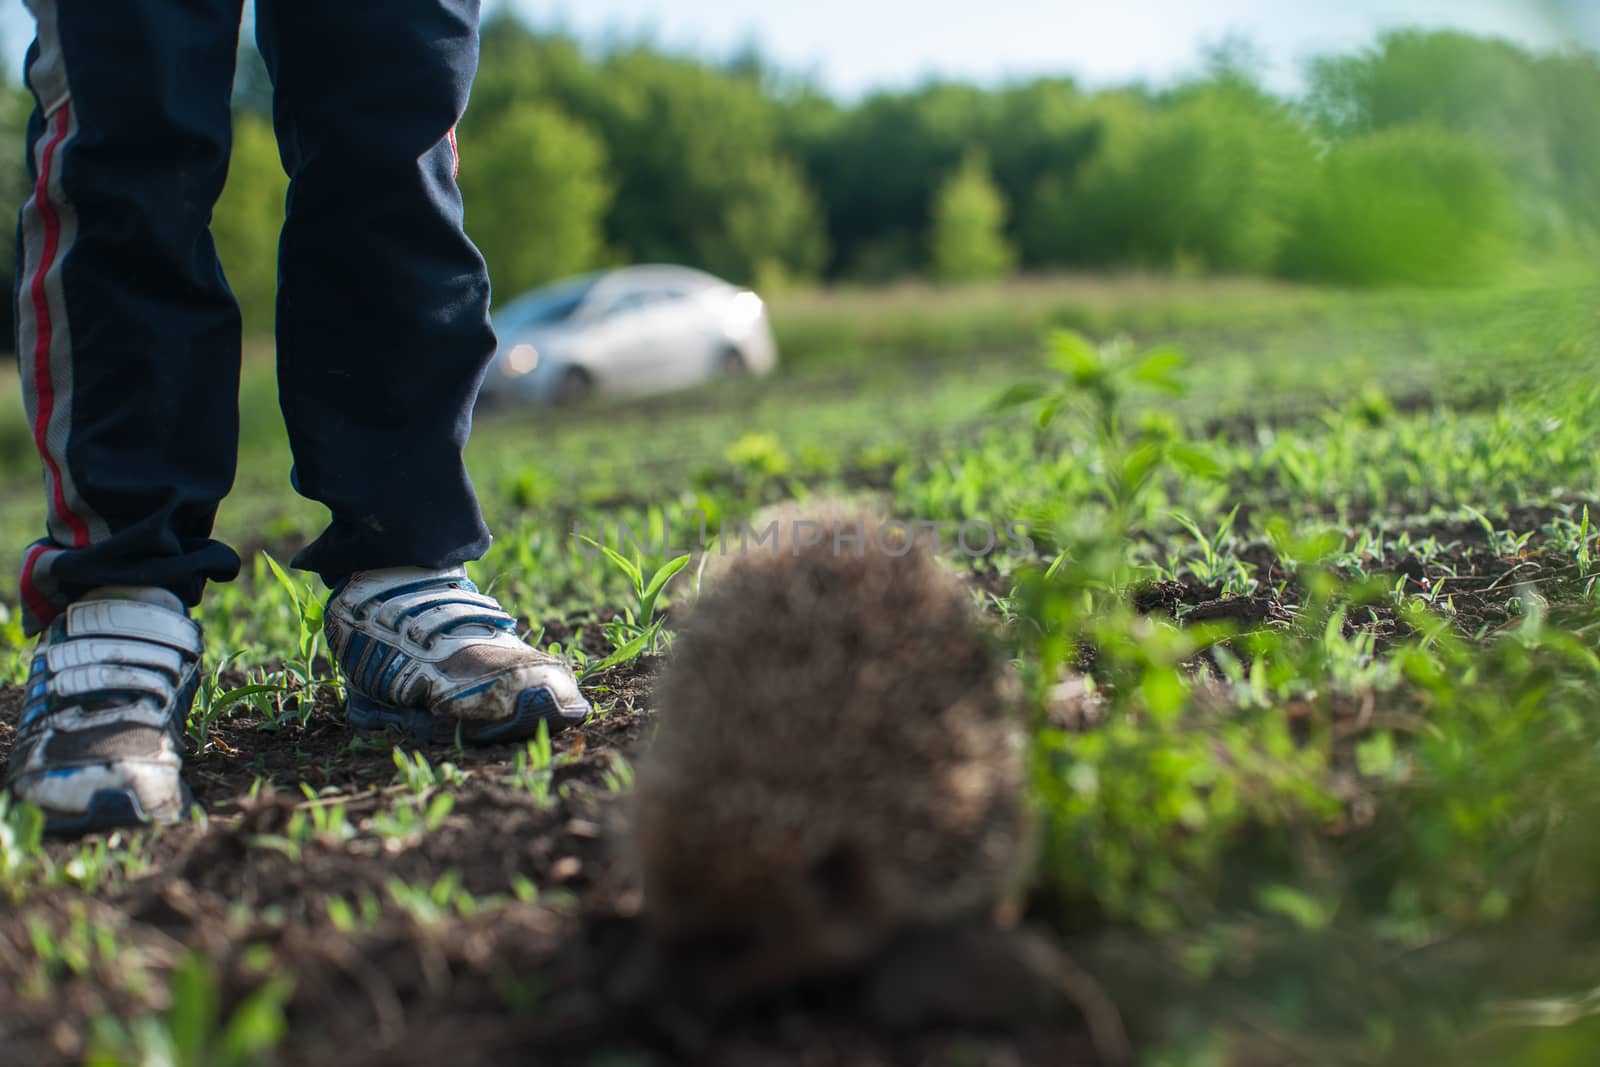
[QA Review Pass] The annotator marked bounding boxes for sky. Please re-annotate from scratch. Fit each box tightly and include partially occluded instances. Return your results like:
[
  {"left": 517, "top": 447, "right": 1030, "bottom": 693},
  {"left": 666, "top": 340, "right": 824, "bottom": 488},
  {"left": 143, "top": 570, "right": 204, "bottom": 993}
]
[
  {"left": 0, "top": 1, "right": 1589, "bottom": 98},
  {"left": 510, "top": 0, "right": 1587, "bottom": 96}
]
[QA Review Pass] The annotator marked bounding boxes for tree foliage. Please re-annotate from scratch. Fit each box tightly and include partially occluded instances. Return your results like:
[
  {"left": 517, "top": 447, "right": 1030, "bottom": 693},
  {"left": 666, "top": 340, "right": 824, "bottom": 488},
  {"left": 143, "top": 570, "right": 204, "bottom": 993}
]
[
  {"left": 0, "top": 22, "right": 1594, "bottom": 341},
  {"left": 1284, "top": 126, "right": 1519, "bottom": 287},
  {"left": 929, "top": 152, "right": 1015, "bottom": 283},
  {"left": 456, "top": 101, "right": 613, "bottom": 299},
  {"left": 467, "top": 17, "right": 825, "bottom": 289},
  {"left": 1306, "top": 30, "right": 1600, "bottom": 255},
  {"left": 1026, "top": 84, "right": 1315, "bottom": 274}
]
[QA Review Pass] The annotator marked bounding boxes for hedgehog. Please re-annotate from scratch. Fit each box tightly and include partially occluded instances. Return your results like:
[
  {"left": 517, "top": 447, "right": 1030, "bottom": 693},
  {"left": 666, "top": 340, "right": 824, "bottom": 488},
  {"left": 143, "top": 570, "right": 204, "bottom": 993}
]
[{"left": 626, "top": 503, "right": 1031, "bottom": 1008}]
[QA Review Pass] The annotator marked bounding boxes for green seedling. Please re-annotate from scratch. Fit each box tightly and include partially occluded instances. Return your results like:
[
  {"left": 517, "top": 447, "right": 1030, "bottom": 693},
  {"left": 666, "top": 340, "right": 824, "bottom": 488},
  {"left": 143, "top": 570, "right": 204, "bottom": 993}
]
[
  {"left": 370, "top": 791, "right": 455, "bottom": 842},
  {"left": 261, "top": 552, "right": 336, "bottom": 696},
  {"left": 578, "top": 533, "right": 691, "bottom": 673},
  {"left": 0, "top": 795, "right": 45, "bottom": 900},
  {"left": 0, "top": 602, "right": 28, "bottom": 686},
  {"left": 84, "top": 952, "right": 292, "bottom": 1067},
  {"left": 188, "top": 651, "right": 285, "bottom": 753},
  {"left": 392, "top": 747, "right": 467, "bottom": 795},
  {"left": 384, "top": 869, "right": 489, "bottom": 923}
]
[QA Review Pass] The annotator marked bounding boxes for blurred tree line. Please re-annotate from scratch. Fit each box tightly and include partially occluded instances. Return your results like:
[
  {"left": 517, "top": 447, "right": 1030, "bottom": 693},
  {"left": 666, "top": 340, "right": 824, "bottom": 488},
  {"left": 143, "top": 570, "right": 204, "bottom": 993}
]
[{"left": 0, "top": 22, "right": 1594, "bottom": 338}]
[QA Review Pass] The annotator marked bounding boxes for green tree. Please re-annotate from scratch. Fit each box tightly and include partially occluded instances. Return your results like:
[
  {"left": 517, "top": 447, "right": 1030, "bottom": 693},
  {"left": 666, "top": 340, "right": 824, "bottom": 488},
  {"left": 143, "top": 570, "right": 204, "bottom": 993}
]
[
  {"left": 211, "top": 112, "right": 288, "bottom": 335},
  {"left": 929, "top": 151, "right": 1015, "bottom": 283},
  {"left": 1305, "top": 31, "right": 1540, "bottom": 142},
  {"left": 582, "top": 49, "right": 820, "bottom": 283},
  {"left": 1534, "top": 52, "right": 1600, "bottom": 241},
  {"left": 791, "top": 83, "right": 990, "bottom": 278},
  {"left": 1020, "top": 90, "right": 1149, "bottom": 269},
  {"left": 469, "top": 20, "right": 827, "bottom": 286},
  {"left": 721, "top": 156, "right": 828, "bottom": 291},
  {"left": 1027, "top": 84, "right": 1314, "bottom": 274},
  {"left": 1305, "top": 30, "right": 1600, "bottom": 251},
  {"left": 456, "top": 102, "right": 614, "bottom": 300},
  {"left": 1283, "top": 125, "right": 1519, "bottom": 287},
  {"left": 453, "top": 13, "right": 1588, "bottom": 286},
  {"left": 469, "top": 14, "right": 596, "bottom": 122},
  {"left": 983, "top": 78, "right": 1098, "bottom": 269}
]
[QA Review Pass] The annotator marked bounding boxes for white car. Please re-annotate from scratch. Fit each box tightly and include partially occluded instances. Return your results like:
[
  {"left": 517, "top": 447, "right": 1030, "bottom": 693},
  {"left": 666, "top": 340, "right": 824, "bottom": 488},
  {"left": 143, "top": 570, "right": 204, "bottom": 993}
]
[{"left": 478, "top": 265, "right": 779, "bottom": 407}]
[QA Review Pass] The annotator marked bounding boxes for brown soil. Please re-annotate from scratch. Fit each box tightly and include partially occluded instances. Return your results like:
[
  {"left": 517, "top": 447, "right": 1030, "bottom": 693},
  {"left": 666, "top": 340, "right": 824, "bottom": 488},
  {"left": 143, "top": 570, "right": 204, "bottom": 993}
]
[
  {"left": 0, "top": 508, "right": 1584, "bottom": 1067},
  {"left": 0, "top": 650, "right": 1106, "bottom": 1067}
]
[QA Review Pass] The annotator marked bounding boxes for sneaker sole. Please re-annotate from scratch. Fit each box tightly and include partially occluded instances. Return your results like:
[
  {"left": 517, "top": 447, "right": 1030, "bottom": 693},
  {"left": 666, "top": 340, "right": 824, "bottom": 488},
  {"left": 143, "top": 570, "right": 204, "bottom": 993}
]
[{"left": 345, "top": 686, "right": 583, "bottom": 745}]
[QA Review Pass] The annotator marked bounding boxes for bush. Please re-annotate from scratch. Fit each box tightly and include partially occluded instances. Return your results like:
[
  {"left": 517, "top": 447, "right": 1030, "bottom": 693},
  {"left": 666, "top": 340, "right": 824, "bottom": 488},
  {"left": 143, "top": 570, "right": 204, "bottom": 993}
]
[
  {"left": 1025, "top": 86, "right": 1315, "bottom": 274},
  {"left": 1303, "top": 30, "right": 1596, "bottom": 256},
  {"left": 457, "top": 102, "right": 614, "bottom": 302},
  {"left": 929, "top": 151, "right": 1015, "bottom": 283},
  {"left": 1284, "top": 125, "right": 1519, "bottom": 287}
]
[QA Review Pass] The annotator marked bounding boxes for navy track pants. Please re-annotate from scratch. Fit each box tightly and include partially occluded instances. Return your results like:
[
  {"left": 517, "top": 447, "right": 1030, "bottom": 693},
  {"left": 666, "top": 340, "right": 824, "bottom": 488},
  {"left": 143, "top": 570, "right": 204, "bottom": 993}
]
[{"left": 14, "top": 0, "right": 496, "bottom": 634}]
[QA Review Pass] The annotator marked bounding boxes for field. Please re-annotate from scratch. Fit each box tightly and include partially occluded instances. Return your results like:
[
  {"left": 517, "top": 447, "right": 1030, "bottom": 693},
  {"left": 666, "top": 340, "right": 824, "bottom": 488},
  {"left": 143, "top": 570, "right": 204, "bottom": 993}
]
[{"left": 3, "top": 275, "right": 1600, "bottom": 1066}]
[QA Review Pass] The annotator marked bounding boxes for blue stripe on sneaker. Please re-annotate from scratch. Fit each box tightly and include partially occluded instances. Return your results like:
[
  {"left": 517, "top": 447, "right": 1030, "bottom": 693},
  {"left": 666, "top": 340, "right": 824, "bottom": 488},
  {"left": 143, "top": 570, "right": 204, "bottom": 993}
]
[
  {"left": 362, "top": 647, "right": 394, "bottom": 693},
  {"left": 368, "top": 577, "right": 462, "bottom": 604},
  {"left": 342, "top": 633, "right": 371, "bottom": 679},
  {"left": 377, "top": 653, "right": 408, "bottom": 703}
]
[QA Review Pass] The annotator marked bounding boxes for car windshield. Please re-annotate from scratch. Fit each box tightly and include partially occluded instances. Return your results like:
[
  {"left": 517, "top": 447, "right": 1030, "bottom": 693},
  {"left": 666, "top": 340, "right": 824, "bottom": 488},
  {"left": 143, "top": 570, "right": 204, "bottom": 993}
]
[{"left": 493, "top": 274, "right": 602, "bottom": 334}]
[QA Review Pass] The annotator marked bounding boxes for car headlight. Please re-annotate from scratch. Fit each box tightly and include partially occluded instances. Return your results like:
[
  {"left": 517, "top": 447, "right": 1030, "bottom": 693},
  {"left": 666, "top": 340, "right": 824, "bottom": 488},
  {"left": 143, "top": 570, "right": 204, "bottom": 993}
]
[
  {"left": 500, "top": 342, "right": 541, "bottom": 377},
  {"left": 727, "top": 290, "right": 764, "bottom": 327}
]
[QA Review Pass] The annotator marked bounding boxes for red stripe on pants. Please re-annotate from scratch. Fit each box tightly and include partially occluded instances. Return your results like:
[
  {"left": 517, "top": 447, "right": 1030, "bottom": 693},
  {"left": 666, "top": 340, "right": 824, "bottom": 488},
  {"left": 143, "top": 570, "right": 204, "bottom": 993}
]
[
  {"left": 19, "top": 544, "right": 53, "bottom": 624},
  {"left": 27, "top": 103, "right": 90, "bottom": 550}
]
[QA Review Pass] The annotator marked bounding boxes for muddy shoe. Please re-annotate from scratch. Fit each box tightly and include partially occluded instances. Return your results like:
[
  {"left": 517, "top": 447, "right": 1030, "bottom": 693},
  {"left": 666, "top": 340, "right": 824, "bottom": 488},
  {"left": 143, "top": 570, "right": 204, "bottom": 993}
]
[
  {"left": 325, "top": 566, "right": 591, "bottom": 744},
  {"left": 4, "top": 590, "right": 202, "bottom": 835}
]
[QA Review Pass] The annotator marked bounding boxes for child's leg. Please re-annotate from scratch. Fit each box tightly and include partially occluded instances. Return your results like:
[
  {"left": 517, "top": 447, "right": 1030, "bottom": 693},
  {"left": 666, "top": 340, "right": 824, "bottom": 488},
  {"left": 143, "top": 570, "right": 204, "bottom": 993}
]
[
  {"left": 254, "top": 0, "right": 496, "bottom": 587},
  {"left": 15, "top": 0, "right": 246, "bottom": 635},
  {"left": 254, "top": 2, "right": 591, "bottom": 741},
  {"left": 8, "top": 1, "right": 246, "bottom": 829}
]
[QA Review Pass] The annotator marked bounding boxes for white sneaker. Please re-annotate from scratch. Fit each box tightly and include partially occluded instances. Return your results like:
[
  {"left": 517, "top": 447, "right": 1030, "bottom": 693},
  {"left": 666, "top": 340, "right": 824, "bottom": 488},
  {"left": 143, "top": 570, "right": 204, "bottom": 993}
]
[
  {"left": 325, "top": 566, "right": 591, "bottom": 744},
  {"left": 4, "top": 589, "right": 201, "bottom": 834}
]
